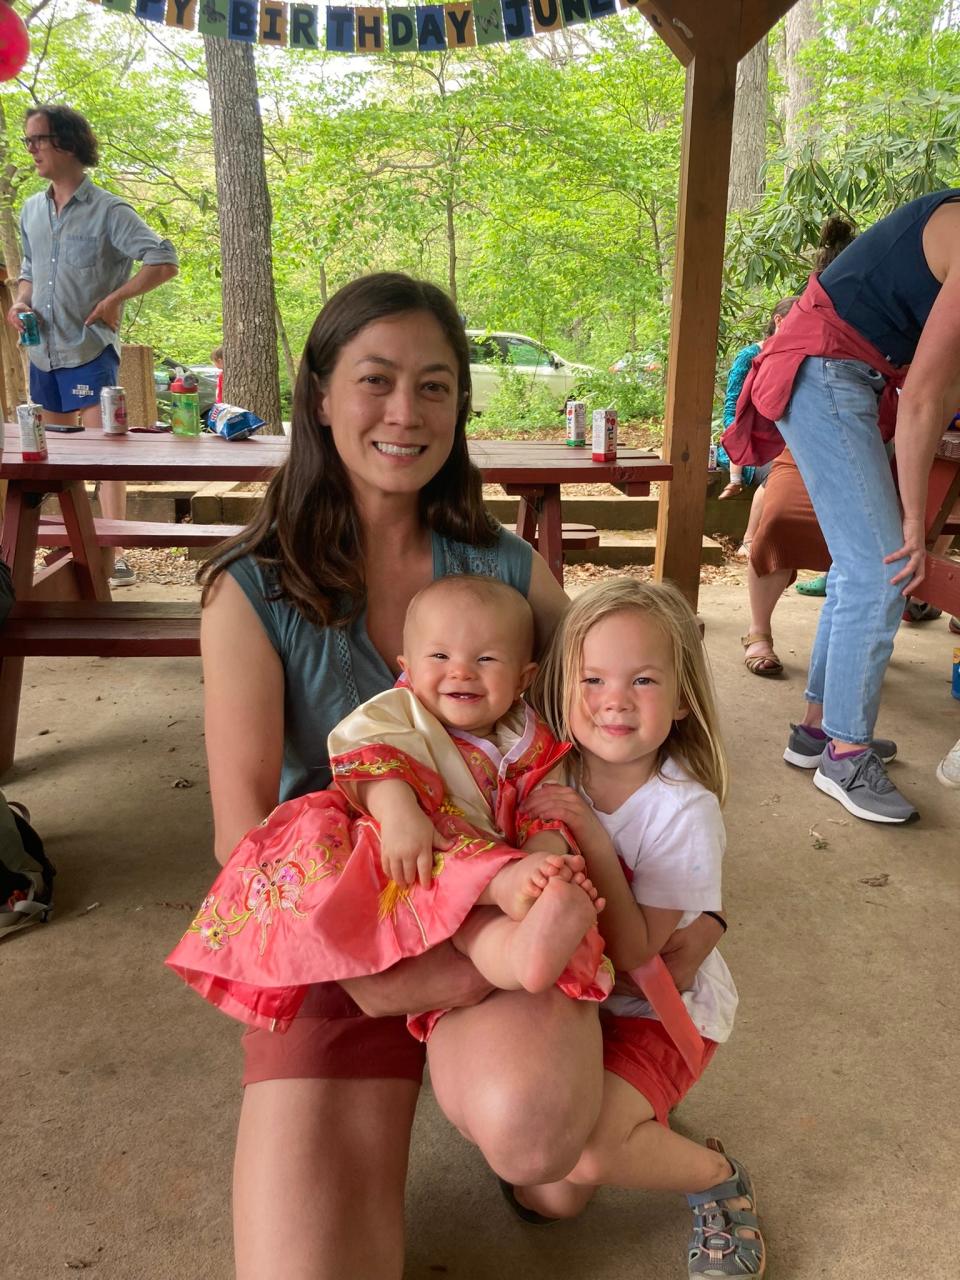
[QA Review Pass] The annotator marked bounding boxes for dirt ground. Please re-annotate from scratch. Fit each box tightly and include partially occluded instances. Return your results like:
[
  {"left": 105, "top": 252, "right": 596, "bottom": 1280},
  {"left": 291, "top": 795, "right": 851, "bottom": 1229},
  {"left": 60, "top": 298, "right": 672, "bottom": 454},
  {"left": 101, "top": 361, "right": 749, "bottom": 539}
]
[{"left": 3, "top": 565, "right": 959, "bottom": 1280}]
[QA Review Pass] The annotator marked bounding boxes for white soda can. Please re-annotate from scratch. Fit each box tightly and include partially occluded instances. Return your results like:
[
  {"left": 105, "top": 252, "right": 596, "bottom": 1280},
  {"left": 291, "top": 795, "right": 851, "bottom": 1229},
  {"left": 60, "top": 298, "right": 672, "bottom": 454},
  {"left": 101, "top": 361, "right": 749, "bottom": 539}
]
[
  {"left": 16, "top": 402, "right": 48, "bottom": 461},
  {"left": 591, "top": 408, "right": 618, "bottom": 462},
  {"left": 100, "top": 385, "right": 129, "bottom": 434},
  {"left": 565, "top": 400, "right": 586, "bottom": 447}
]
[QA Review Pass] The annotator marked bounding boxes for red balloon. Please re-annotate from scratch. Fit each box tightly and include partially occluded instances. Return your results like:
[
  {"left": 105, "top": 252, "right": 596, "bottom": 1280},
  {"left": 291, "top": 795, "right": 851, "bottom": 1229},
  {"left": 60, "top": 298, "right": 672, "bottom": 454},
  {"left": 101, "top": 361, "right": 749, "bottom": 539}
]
[{"left": 0, "top": 3, "right": 30, "bottom": 83}]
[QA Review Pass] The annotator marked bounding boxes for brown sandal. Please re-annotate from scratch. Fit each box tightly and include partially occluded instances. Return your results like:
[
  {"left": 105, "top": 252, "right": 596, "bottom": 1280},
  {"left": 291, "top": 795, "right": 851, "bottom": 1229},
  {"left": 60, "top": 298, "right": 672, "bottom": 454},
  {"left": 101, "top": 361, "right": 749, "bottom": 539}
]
[
  {"left": 719, "top": 482, "right": 744, "bottom": 500},
  {"left": 741, "top": 632, "right": 784, "bottom": 678}
]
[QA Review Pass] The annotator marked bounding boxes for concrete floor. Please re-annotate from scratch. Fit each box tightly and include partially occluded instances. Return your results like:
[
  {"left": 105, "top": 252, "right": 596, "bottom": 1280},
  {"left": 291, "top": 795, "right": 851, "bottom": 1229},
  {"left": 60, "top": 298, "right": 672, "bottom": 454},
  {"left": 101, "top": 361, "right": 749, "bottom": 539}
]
[{"left": 3, "top": 575, "right": 959, "bottom": 1279}]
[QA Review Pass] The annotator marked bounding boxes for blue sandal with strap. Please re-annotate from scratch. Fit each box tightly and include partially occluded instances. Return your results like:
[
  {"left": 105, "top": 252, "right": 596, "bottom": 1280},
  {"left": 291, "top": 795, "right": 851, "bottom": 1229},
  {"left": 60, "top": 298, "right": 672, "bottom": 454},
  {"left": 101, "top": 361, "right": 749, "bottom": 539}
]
[{"left": 686, "top": 1139, "right": 765, "bottom": 1277}]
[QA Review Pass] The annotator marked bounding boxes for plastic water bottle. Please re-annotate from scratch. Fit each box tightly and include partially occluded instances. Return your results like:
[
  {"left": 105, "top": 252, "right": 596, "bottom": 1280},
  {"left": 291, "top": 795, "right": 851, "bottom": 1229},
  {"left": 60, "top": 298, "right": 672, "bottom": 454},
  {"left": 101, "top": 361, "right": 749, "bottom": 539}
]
[{"left": 170, "top": 371, "right": 200, "bottom": 436}]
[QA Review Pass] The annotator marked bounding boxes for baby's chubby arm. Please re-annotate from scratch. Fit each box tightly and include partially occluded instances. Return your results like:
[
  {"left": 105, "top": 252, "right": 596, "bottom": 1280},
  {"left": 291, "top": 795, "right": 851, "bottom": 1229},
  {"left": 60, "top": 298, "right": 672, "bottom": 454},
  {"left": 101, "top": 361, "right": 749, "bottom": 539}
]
[
  {"left": 359, "top": 778, "right": 451, "bottom": 889},
  {"left": 523, "top": 784, "right": 681, "bottom": 971}
]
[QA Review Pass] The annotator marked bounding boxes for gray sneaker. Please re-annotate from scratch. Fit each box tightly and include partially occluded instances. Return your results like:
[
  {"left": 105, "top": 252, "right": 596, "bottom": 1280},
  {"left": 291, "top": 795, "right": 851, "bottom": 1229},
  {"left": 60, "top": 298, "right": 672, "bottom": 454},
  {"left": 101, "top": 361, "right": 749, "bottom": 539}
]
[
  {"left": 783, "top": 723, "right": 897, "bottom": 769},
  {"left": 814, "top": 747, "right": 918, "bottom": 824},
  {"left": 108, "top": 556, "right": 137, "bottom": 588}
]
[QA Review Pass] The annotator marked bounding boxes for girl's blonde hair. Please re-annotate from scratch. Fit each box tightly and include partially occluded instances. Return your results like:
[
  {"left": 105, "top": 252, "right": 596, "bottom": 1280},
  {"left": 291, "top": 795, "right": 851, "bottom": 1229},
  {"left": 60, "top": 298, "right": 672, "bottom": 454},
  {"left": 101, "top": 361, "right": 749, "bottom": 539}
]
[{"left": 531, "top": 578, "right": 728, "bottom": 804}]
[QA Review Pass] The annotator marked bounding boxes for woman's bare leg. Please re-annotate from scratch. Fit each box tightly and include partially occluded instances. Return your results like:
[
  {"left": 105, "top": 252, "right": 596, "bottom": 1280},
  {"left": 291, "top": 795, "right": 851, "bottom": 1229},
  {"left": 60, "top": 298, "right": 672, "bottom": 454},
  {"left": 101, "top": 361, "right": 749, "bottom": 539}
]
[
  {"left": 427, "top": 988, "right": 603, "bottom": 1187},
  {"left": 234, "top": 1077, "right": 419, "bottom": 1280},
  {"left": 743, "top": 563, "right": 792, "bottom": 667}
]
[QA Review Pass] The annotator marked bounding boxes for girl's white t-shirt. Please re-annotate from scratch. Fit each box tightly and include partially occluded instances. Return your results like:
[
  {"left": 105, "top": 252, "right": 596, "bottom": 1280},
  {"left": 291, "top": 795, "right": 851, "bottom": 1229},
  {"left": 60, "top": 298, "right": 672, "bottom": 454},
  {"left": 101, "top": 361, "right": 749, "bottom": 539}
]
[{"left": 584, "top": 756, "right": 738, "bottom": 1044}]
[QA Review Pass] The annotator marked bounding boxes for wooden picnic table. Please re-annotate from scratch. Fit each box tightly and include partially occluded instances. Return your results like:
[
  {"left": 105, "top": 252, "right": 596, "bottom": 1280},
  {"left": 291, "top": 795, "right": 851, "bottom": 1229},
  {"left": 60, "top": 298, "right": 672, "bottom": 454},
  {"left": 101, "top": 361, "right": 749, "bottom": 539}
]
[{"left": 0, "top": 427, "right": 671, "bottom": 771}]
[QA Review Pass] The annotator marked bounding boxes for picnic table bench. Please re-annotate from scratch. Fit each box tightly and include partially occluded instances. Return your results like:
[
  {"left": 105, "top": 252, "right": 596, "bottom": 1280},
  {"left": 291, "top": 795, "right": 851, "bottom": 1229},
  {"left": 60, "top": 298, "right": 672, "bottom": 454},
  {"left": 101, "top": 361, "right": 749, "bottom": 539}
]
[{"left": 0, "top": 429, "right": 672, "bottom": 770}]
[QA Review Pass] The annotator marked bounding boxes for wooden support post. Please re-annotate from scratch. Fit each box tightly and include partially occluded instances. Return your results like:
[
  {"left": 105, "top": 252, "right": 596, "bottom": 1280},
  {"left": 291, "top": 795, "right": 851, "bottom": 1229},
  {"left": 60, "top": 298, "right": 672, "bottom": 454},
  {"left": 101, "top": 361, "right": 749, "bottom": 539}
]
[{"left": 653, "top": 22, "right": 738, "bottom": 608}]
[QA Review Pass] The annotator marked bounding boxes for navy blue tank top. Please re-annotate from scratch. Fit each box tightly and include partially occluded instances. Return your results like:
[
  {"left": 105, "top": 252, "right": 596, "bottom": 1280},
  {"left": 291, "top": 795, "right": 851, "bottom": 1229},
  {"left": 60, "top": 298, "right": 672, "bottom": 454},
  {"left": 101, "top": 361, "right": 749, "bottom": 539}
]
[{"left": 819, "top": 189, "right": 960, "bottom": 366}]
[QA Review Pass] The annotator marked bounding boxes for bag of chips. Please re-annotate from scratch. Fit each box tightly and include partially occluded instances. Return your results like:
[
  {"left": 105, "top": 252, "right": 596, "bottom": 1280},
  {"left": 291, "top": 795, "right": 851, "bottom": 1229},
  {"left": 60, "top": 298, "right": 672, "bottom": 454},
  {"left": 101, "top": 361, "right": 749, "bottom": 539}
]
[{"left": 207, "top": 402, "right": 266, "bottom": 441}]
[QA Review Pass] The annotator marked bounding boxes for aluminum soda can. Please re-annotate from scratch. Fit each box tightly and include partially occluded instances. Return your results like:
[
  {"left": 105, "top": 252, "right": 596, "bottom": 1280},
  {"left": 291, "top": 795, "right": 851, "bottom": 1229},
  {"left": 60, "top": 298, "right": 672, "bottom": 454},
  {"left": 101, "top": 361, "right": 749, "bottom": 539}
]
[
  {"left": 100, "top": 385, "right": 129, "bottom": 434},
  {"left": 17, "top": 311, "right": 40, "bottom": 347},
  {"left": 708, "top": 443, "right": 718, "bottom": 471},
  {"left": 592, "top": 408, "right": 618, "bottom": 462},
  {"left": 565, "top": 400, "right": 586, "bottom": 447},
  {"left": 952, "top": 646, "right": 960, "bottom": 701},
  {"left": 16, "top": 402, "right": 47, "bottom": 461}
]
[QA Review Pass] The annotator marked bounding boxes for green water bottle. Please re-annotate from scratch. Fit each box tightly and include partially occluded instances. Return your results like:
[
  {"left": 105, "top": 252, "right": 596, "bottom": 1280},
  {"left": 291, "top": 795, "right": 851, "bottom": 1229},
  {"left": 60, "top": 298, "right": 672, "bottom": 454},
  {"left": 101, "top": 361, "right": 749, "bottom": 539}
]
[{"left": 170, "top": 371, "right": 200, "bottom": 436}]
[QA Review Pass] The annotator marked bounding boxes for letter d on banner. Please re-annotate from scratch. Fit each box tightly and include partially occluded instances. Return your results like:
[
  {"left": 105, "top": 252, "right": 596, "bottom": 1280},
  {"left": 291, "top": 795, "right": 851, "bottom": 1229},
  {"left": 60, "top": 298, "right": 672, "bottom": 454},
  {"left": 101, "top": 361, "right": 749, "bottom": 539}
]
[{"left": 388, "top": 5, "right": 417, "bottom": 48}]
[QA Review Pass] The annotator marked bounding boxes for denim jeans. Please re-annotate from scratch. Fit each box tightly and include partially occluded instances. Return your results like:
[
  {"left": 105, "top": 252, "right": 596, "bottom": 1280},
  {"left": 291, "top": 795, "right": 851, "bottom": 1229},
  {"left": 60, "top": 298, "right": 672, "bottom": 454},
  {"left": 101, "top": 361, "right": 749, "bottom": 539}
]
[{"left": 777, "top": 357, "right": 904, "bottom": 744}]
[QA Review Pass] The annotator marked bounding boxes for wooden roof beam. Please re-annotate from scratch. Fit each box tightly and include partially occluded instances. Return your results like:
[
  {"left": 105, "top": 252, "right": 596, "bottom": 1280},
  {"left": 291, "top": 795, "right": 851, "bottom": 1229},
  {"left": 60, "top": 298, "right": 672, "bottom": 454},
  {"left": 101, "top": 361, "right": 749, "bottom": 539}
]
[{"left": 738, "top": 0, "right": 799, "bottom": 58}]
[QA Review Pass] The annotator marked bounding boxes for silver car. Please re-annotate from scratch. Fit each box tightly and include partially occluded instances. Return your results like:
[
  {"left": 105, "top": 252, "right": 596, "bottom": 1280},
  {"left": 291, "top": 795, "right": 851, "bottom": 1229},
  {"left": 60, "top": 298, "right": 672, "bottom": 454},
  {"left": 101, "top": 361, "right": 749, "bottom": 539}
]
[{"left": 467, "top": 330, "right": 595, "bottom": 412}]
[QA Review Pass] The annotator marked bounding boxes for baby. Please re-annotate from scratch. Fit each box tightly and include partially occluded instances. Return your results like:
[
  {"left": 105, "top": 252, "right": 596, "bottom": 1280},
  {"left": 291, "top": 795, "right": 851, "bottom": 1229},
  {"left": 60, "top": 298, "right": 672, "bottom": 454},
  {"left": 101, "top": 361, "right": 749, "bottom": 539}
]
[{"left": 167, "top": 575, "right": 610, "bottom": 1031}]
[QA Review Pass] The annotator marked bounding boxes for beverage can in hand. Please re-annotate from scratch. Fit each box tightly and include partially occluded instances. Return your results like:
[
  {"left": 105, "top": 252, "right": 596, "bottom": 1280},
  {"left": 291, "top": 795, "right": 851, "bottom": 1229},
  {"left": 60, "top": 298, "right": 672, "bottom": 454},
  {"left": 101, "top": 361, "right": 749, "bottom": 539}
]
[
  {"left": 565, "top": 400, "right": 586, "bottom": 447},
  {"left": 101, "top": 385, "right": 129, "bottom": 434},
  {"left": 708, "top": 443, "right": 718, "bottom": 471},
  {"left": 953, "top": 646, "right": 960, "bottom": 701},
  {"left": 16, "top": 402, "right": 47, "bottom": 461},
  {"left": 592, "top": 408, "right": 617, "bottom": 462},
  {"left": 17, "top": 311, "right": 40, "bottom": 347}
]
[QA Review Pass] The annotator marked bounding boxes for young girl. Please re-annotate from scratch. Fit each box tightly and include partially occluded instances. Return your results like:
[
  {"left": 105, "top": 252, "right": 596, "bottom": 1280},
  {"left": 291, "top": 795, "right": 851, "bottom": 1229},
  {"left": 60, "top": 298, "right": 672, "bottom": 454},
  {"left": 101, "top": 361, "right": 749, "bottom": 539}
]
[
  {"left": 520, "top": 578, "right": 765, "bottom": 1279},
  {"left": 166, "top": 574, "right": 611, "bottom": 1034}
]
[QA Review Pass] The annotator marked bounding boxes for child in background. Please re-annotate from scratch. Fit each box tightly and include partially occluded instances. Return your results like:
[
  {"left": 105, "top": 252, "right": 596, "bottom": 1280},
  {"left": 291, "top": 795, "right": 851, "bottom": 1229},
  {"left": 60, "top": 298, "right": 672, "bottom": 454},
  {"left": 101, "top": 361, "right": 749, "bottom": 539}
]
[
  {"left": 211, "top": 344, "right": 223, "bottom": 402},
  {"left": 166, "top": 575, "right": 610, "bottom": 1033},
  {"left": 519, "top": 578, "right": 764, "bottom": 1279}
]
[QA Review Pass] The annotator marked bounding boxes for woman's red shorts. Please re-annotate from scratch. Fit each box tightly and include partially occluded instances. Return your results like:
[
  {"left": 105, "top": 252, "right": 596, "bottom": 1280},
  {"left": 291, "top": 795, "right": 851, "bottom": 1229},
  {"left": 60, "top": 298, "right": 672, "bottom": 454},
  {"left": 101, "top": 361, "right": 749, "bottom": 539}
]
[{"left": 241, "top": 982, "right": 426, "bottom": 1086}]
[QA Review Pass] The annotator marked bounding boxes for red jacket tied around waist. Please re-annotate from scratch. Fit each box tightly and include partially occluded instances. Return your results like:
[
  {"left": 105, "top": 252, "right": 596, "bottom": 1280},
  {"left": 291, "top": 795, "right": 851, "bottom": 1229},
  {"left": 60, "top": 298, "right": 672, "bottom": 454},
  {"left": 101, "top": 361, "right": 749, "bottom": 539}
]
[{"left": 721, "top": 273, "right": 908, "bottom": 467}]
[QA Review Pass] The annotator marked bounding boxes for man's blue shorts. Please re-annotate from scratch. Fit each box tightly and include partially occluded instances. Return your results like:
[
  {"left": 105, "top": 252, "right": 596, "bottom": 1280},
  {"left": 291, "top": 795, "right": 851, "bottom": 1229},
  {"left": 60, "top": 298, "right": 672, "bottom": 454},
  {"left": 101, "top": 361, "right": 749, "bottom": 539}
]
[{"left": 29, "top": 347, "right": 120, "bottom": 415}]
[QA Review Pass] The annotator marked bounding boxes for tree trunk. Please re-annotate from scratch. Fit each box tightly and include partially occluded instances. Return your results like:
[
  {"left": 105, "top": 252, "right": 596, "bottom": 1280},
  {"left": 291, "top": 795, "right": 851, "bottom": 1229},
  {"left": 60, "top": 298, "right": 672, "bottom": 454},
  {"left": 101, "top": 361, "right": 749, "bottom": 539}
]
[
  {"left": 445, "top": 193, "right": 457, "bottom": 306},
  {"left": 727, "top": 36, "right": 769, "bottom": 211},
  {"left": 275, "top": 302, "right": 297, "bottom": 393},
  {"left": 784, "top": 0, "right": 820, "bottom": 161},
  {"left": 203, "top": 36, "right": 282, "bottom": 433}
]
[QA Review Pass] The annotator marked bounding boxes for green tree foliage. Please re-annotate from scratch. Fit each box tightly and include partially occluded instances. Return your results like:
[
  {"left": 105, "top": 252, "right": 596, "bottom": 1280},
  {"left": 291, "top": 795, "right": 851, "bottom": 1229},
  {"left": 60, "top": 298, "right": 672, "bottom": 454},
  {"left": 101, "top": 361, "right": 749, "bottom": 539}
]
[{"left": 2, "top": 0, "right": 958, "bottom": 424}]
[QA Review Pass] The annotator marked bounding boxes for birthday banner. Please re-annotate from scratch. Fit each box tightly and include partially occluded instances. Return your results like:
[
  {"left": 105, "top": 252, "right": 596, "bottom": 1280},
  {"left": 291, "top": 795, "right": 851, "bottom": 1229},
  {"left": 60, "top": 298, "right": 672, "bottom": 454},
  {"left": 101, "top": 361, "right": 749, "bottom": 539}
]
[{"left": 89, "top": 0, "right": 644, "bottom": 50}]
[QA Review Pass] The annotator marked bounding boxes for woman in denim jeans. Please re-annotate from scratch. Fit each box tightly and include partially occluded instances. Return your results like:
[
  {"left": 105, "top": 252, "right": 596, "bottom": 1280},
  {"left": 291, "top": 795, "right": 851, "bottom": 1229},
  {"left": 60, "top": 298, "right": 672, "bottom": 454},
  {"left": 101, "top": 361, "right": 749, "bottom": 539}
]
[{"left": 750, "top": 191, "right": 960, "bottom": 824}]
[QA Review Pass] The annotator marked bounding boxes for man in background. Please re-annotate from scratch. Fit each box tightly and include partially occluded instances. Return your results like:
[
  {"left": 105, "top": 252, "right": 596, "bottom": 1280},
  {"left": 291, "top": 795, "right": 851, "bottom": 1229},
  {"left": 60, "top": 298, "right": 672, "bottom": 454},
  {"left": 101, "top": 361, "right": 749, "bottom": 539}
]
[{"left": 6, "top": 105, "right": 178, "bottom": 587}]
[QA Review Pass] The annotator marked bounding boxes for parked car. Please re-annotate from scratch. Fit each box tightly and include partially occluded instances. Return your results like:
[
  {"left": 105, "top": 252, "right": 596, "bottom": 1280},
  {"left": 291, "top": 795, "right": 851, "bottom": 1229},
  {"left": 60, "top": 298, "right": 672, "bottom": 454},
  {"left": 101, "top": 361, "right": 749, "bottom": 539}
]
[
  {"left": 153, "top": 357, "right": 220, "bottom": 419},
  {"left": 467, "top": 330, "right": 595, "bottom": 412}
]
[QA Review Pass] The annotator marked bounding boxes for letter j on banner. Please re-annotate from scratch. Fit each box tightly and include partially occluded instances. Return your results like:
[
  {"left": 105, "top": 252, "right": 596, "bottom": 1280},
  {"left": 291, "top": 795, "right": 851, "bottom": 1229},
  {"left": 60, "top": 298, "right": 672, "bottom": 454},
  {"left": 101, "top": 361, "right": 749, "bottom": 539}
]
[{"left": 502, "top": 0, "right": 533, "bottom": 38}]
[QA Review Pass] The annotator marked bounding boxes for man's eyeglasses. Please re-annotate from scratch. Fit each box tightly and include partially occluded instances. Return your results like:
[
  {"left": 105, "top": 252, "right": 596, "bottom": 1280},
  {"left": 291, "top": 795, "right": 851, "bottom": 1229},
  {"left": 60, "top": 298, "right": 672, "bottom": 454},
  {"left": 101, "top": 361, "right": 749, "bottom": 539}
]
[{"left": 22, "top": 135, "right": 57, "bottom": 151}]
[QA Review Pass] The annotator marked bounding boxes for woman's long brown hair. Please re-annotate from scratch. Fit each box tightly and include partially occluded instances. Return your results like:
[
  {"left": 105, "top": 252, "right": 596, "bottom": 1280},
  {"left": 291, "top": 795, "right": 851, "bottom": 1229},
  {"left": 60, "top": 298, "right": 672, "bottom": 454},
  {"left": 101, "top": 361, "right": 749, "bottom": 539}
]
[{"left": 199, "top": 273, "right": 496, "bottom": 626}]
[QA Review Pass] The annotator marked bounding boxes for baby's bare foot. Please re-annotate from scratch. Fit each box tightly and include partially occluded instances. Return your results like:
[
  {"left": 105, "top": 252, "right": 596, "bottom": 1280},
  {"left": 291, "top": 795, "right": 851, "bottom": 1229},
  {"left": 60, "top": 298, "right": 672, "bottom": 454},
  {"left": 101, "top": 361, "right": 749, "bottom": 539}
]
[
  {"left": 570, "top": 869, "right": 606, "bottom": 910},
  {"left": 507, "top": 877, "right": 597, "bottom": 993},
  {"left": 484, "top": 851, "right": 585, "bottom": 921}
]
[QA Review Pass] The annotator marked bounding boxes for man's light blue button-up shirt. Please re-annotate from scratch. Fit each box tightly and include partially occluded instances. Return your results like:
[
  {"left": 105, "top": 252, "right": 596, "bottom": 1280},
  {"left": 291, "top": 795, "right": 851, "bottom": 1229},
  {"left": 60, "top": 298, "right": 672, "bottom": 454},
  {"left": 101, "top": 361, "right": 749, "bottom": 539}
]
[{"left": 19, "top": 175, "right": 178, "bottom": 373}]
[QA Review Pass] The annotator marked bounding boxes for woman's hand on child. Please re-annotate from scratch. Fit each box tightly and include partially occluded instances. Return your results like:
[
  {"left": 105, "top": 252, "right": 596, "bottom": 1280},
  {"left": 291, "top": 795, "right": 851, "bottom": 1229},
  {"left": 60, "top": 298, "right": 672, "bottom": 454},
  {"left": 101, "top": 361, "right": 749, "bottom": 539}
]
[
  {"left": 522, "top": 785, "right": 614, "bottom": 861},
  {"left": 380, "top": 804, "right": 451, "bottom": 889}
]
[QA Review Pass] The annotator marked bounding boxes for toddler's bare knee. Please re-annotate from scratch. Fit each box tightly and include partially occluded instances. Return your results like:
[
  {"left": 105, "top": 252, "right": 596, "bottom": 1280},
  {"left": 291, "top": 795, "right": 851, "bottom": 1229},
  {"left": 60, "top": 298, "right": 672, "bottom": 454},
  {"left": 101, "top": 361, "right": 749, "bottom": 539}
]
[{"left": 564, "top": 1143, "right": 608, "bottom": 1187}]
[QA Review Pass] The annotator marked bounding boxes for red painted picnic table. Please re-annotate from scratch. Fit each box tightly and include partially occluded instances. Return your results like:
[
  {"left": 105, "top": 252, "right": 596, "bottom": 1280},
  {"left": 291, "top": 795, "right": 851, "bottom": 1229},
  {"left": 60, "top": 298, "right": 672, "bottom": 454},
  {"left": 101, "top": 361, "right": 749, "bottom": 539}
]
[
  {"left": 0, "top": 428, "right": 672, "bottom": 592},
  {"left": 0, "top": 430, "right": 671, "bottom": 770}
]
